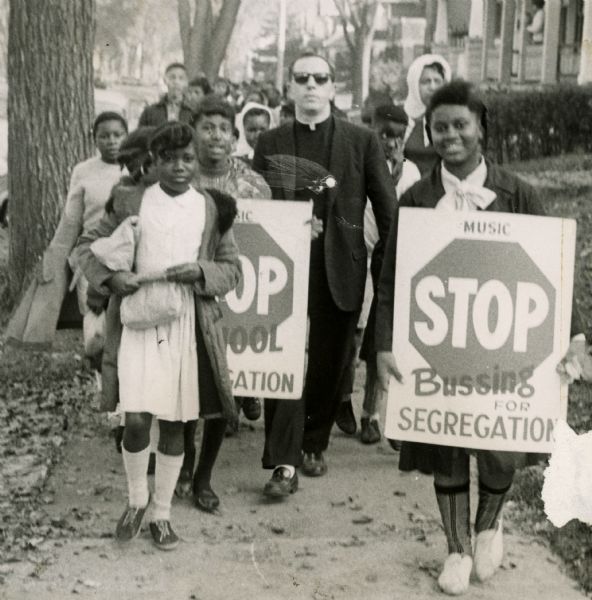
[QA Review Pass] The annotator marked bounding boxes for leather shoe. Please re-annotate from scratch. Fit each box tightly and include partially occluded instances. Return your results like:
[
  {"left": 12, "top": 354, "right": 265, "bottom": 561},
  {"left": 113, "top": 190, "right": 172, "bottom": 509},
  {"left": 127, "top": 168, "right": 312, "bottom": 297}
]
[
  {"left": 387, "top": 438, "right": 403, "bottom": 451},
  {"left": 242, "top": 397, "right": 262, "bottom": 421},
  {"left": 263, "top": 467, "right": 298, "bottom": 498},
  {"left": 360, "top": 417, "right": 381, "bottom": 444},
  {"left": 193, "top": 485, "right": 220, "bottom": 513},
  {"left": 335, "top": 399, "right": 357, "bottom": 435},
  {"left": 301, "top": 452, "right": 327, "bottom": 477},
  {"left": 225, "top": 417, "right": 239, "bottom": 437},
  {"left": 174, "top": 468, "right": 193, "bottom": 498}
]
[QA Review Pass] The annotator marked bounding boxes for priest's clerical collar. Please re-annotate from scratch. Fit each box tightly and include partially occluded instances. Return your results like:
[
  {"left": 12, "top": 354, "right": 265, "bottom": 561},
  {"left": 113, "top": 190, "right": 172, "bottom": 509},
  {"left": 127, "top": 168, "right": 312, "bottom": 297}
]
[{"left": 295, "top": 114, "right": 332, "bottom": 132}]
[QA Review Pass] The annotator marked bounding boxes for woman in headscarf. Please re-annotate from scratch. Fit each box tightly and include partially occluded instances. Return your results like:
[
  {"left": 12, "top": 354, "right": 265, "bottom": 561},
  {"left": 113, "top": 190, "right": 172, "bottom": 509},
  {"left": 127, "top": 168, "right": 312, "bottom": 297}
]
[
  {"left": 234, "top": 101, "right": 275, "bottom": 166},
  {"left": 403, "top": 54, "right": 451, "bottom": 176}
]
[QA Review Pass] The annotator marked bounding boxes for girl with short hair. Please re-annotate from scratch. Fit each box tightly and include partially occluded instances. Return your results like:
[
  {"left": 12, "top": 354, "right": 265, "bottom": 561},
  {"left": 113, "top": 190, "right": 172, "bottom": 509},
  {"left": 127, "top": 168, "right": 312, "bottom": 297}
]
[
  {"left": 76, "top": 121, "right": 241, "bottom": 550},
  {"left": 6, "top": 111, "right": 128, "bottom": 354},
  {"left": 376, "top": 80, "right": 585, "bottom": 595}
]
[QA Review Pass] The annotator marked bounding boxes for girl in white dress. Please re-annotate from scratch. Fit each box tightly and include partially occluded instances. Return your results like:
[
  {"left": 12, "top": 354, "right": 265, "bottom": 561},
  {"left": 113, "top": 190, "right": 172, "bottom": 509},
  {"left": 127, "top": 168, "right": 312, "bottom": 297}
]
[{"left": 106, "top": 122, "right": 232, "bottom": 550}]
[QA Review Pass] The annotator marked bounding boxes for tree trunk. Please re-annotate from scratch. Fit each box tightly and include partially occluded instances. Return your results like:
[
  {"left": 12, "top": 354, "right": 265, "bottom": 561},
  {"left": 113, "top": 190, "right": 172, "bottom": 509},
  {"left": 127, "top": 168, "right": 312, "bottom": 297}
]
[
  {"left": 209, "top": 0, "right": 241, "bottom": 79},
  {"left": 360, "top": 35, "right": 372, "bottom": 106},
  {"left": 351, "top": 40, "right": 365, "bottom": 108},
  {"left": 7, "top": 0, "right": 95, "bottom": 299},
  {"left": 179, "top": 0, "right": 213, "bottom": 78},
  {"left": 178, "top": 0, "right": 241, "bottom": 79},
  {"left": 178, "top": 0, "right": 192, "bottom": 63},
  {"left": 424, "top": 0, "right": 437, "bottom": 53},
  {"left": 360, "top": 3, "right": 379, "bottom": 107},
  {"left": 336, "top": 0, "right": 379, "bottom": 109}
]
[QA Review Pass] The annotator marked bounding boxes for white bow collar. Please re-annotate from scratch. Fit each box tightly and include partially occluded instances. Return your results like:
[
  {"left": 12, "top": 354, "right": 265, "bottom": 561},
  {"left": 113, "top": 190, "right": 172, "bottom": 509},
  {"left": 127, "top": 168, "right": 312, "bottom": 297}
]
[{"left": 437, "top": 159, "right": 496, "bottom": 211}]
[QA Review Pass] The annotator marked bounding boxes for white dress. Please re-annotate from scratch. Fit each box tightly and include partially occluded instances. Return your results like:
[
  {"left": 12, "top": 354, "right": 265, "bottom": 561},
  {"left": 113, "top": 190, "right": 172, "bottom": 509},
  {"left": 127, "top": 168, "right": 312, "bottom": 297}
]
[{"left": 118, "top": 183, "right": 206, "bottom": 422}]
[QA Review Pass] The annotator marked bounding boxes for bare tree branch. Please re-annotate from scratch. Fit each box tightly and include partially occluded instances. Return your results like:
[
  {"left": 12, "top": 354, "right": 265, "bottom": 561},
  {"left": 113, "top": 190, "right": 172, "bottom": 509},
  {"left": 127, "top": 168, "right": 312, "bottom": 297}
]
[
  {"left": 359, "top": 1, "right": 368, "bottom": 32},
  {"left": 334, "top": 0, "right": 360, "bottom": 30},
  {"left": 366, "top": 0, "right": 380, "bottom": 39},
  {"left": 177, "top": 0, "right": 191, "bottom": 60},
  {"left": 185, "top": 0, "right": 212, "bottom": 76},
  {"left": 210, "top": 0, "right": 241, "bottom": 77},
  {"left": 333, "top": 0, "right": 355, "bottom": 53}
]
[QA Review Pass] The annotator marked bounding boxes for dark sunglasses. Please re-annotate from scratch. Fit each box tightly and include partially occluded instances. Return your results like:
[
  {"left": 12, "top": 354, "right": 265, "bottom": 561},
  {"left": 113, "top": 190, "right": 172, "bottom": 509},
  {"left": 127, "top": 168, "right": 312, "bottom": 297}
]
[{"left": 292, "top": 72, "right": 332, "bottom": 86}]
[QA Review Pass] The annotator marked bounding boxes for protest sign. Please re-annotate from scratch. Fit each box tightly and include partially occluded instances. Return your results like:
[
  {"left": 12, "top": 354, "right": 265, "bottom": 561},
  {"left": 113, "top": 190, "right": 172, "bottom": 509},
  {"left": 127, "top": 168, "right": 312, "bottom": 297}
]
[
  {"left": 220, "top": 199, "right": 312, "bottom": 399},
  {"left": 385, "top": 208, "right": 576, "bottom": 452}
]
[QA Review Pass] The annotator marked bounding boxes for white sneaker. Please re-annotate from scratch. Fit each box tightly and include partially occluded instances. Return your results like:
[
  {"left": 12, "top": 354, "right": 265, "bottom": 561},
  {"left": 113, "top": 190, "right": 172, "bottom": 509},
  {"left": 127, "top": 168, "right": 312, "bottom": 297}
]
[
  {"left": 438, "top": 552, "right": 473, "bottom": 595},
  {"left": 474, "top": 518, "right": 503, "bottom": 582}
]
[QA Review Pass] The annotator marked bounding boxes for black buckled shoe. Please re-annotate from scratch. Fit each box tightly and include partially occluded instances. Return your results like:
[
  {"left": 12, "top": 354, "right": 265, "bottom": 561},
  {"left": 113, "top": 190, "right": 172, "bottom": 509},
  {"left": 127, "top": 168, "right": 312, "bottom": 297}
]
[
  {"left": 360, "top": 417, "right": 381, "bottom": 445},
  {"left": 335, "top": 400, "right": 357, "bottom": 435},
  {"left": 263, "top": 467, "right": 298, "bottom": 498},
  {"left": 301, "top": 452, "right": 327, "bottom": 477}
]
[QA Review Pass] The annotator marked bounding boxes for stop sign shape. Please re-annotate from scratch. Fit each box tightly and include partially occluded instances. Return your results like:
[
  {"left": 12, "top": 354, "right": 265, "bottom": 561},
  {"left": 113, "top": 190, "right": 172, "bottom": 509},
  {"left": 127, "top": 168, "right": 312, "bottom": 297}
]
[
  {"left": 409, "top": 239, "right": 556, "bottom": 379},
  {"left": 221, "top": 222, "right": 294, "bottom": 353}
]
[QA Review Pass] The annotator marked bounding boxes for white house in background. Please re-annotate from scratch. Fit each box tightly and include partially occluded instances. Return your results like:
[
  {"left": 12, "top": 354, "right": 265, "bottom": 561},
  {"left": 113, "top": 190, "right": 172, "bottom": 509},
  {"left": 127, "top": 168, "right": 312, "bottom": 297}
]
[
  {"left": 429, "top": 0, "right": 592, "bottom": 85},
  {"left": 258, "top": 0, "right": 592, "bottom": 87}
]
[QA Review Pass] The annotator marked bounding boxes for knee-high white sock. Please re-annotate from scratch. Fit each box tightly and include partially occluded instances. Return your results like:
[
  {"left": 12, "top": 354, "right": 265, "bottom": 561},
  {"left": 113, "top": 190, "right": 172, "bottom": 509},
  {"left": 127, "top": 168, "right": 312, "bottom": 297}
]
[
  {"left": 152, "top": 452, "right": 184, "bottom": 522},
  {"left": 122, "top": 446, "right": 150, "bottom": 508}
]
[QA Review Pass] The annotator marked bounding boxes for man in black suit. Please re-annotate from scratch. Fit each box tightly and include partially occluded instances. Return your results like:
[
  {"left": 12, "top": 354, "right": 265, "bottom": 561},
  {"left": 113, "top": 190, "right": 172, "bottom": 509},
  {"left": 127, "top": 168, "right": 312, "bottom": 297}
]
[{"left": 252, "top": 51, "right": 395, "bottom": 497}]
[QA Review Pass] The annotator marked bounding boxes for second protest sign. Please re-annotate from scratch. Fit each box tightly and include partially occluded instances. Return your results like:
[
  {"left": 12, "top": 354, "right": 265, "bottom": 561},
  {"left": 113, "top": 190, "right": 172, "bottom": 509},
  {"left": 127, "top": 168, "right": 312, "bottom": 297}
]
[{"left": 220, "top": 198, "right": 312, "bottom": 399}]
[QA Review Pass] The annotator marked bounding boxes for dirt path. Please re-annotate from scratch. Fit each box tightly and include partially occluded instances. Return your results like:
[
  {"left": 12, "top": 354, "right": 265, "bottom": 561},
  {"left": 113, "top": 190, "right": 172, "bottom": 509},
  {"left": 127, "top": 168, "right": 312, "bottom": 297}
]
[{"left": 1, "top": 370, "right": 586, "bottom": 600}]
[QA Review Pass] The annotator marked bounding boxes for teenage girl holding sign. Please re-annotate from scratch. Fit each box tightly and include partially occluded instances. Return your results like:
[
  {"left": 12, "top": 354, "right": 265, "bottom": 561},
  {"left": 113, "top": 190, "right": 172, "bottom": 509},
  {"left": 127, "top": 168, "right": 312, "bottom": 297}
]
[{"left": 375, "top": 81, "right": 587, "bottom": 595}]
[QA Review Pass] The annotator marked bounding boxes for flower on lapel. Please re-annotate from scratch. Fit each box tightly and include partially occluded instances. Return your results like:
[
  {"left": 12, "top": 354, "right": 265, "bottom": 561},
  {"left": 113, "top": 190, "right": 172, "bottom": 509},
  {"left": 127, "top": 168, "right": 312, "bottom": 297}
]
[{"left": 262, "top": 154, "right": 337, "bottom": 194}]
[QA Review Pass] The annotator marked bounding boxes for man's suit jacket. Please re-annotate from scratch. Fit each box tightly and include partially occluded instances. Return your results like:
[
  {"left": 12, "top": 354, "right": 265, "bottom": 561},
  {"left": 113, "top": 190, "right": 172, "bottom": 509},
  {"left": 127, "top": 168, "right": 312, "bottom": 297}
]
[
  {"left": 138, "top": 97, "right": 194, "bottom": 128},
  {"left": 252, "top": 117, "right": 395, "bottom": 312}
]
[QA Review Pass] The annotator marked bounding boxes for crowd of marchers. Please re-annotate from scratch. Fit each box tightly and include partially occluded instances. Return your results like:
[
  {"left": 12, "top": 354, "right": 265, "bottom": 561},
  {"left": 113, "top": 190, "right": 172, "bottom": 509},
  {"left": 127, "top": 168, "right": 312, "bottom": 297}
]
[{"left": 6, "top": 50, "right": 589, "bottom": 597}]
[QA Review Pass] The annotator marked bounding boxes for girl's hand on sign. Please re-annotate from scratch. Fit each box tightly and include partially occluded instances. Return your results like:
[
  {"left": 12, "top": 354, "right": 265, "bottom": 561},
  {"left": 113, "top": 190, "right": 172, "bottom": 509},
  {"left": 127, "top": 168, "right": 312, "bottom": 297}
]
[
  {"left": 108, "top": 271, "right": 140, "bottom": 297},
  {"left": 377, "top": 351, "right": 403, "bottom": 391},
  {"left": 305, "top": 216, "right": 323, "bottom": 240},
  {"left": 166, "top": 262, "right": 203, "bottom": 284},
  {"left": 557, "top": 337, "right": 592, "bottom": 383}
]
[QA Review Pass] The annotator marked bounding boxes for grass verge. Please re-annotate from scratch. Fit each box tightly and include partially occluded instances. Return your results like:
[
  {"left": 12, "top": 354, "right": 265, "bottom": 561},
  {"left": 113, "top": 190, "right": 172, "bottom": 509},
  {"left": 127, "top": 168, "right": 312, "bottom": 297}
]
[{"left": 509, "top": 154, "right": 592, "bottom": 594}]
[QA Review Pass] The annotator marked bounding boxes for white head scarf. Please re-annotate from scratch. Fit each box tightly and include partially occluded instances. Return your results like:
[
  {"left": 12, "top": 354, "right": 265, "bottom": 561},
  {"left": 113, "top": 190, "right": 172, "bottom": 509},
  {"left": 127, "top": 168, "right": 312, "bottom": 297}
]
[
  {"left": 234, "top": 102, "right": 275, "bottom": 158},
  {"left": 403, "top": 54, "right": 452, "bottom": 121}
]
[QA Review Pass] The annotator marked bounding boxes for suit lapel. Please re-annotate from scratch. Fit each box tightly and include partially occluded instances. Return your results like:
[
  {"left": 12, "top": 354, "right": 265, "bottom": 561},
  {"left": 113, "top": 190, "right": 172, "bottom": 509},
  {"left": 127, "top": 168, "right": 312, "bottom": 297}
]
[
  {"left": 274, "top": 124, "right": 296, "bottom": 200},
  {"left": 327, "top": 117, "right": 344, "bottom": 210}
]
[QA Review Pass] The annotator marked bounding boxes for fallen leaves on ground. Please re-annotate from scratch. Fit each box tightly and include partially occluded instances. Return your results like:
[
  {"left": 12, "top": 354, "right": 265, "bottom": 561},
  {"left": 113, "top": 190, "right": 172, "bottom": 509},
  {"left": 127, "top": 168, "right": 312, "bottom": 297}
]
[{"left": 0, "top": 333, "right": 97, "bottom": 564}]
